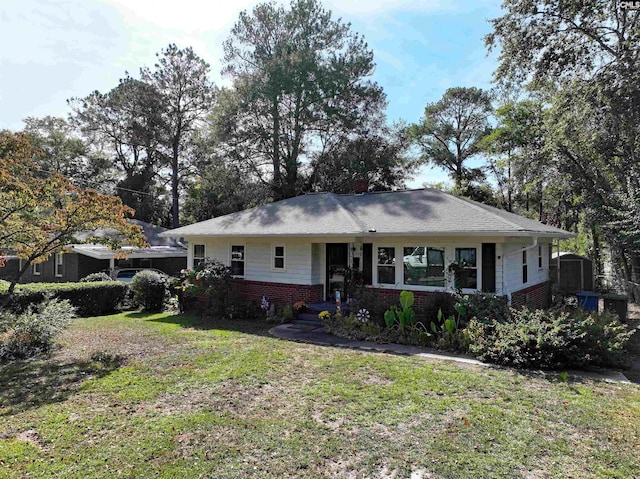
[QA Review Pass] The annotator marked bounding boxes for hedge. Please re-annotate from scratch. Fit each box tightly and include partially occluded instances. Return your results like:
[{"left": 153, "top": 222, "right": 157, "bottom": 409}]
[{"left": 0, "top": 281, "right": 128, "bottom": 317}]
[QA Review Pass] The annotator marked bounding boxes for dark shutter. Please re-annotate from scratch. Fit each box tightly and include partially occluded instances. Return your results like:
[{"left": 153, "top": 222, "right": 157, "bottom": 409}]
[
  {"left": 481, "top": 243, "right": 496, "bottom": 293},
  {"left": 362, "top": 243, "right": 373, "bottom": 285}
]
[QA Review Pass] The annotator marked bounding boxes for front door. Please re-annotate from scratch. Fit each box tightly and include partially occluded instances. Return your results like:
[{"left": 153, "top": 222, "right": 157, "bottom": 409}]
[{"left": 326, "top": 243, "right": 349, "bottom": 301}]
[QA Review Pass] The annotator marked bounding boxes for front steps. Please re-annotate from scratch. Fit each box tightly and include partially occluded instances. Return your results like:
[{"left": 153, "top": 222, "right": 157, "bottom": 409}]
[{"left": 291, "top": 301, "right": 352, "bottom": 326}]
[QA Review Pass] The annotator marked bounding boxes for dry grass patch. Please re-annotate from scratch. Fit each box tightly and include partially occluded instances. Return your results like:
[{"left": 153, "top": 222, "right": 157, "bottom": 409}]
[{"left": 0, "top": 311, "right": 639, "bottom": 479}]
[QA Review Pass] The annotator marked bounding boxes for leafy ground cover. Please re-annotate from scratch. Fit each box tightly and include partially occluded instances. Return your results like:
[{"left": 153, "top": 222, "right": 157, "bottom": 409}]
[{"left": 1, "top": 312, "right": 639, "bottom": 478}]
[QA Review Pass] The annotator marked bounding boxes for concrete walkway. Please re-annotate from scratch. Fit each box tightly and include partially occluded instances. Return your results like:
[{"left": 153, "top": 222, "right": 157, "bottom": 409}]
[{"left": 269, "top": 323, "right": 631, "bottom": 384}]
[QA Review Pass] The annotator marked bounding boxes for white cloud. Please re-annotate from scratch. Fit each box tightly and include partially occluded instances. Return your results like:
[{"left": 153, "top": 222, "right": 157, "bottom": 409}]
[
  {"left": 327, "top": 0, "right": 466, "bottom": 16},
  {"left": 103, "top": 0, "right": 260, "bottom": 33}
]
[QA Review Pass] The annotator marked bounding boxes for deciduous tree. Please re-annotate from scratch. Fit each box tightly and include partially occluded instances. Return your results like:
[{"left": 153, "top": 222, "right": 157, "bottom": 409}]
[{"left": 0, "top": 132, "right": 147, "bottom": 304}]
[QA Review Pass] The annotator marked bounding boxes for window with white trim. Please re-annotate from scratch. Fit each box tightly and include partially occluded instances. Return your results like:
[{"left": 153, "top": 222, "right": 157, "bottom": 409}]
[
  {"left": 193, "top": 244, "right": 205, "bottom": 267},
  {"left": 403, "top": 246, "right": 446, "bottom": 287},
  {"left": 230, "top": 245, "right": 245, "bottom": 276},
  {"left": 377, "top": 247, "right": 396, "bottom": 284},
  {"left": 273, "top": 245, "right": 285, "bottom": 270},
  {"left": 454, "top": 247, "right": 477, "bottom": 289},
  {"left": 538, "top": 244, "right": 543, "bottom": 269},
  {"left": 33, "top": 262, "right": 41, "bottom": 276},
  {"left": 55, "top": 253, "right": 64, "bottom": 277},
  {"left": 522, "top": 250, "right": 528, "bottom": 284}
]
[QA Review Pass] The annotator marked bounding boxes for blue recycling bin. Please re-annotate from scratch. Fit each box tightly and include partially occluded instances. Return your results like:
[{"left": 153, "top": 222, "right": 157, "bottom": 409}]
[{"left": 576, "top": 291, "right": 600, "bottom": 312}]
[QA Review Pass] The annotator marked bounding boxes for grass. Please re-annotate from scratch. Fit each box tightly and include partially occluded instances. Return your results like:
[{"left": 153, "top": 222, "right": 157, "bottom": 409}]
[{"left": 0, "top": 312, "right": 639, "bottom": 478}]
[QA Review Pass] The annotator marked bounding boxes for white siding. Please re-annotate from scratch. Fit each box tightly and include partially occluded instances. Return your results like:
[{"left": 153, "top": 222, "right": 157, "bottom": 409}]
[
  {"left": 185, "top": 237, "right": 314, "bottom": 285},
  {"left": 182, "top": 234, "right": 551, "bottom": 297},
  {"left": 502, "top": 241, "right": 550, "bottom": 294},
  {"left": 495, "top": 243, "right": 504, "bottom": 295},
  {"left": 311, "top": 243, "right": 323, "bottom": 284}
]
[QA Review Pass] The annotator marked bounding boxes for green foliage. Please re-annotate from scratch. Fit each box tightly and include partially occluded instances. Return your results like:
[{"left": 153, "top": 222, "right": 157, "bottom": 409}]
[
  {"left": 220, "top": 0, "right": 385, "bottom": 200},
  {"left": 130, "top": 270, "right": 168, "bottom": 312},
  {"left": 181, "top": 259, "right": 233, "bottom": 317},
  {"left": 309, "top": 126, "right": 415, "bottom": 193},
  {"left": 430, "top": 304, "right": 469, "bottom": 351},
  {"left": 487, "top": 0, "right": 640, "bottom": 295},
  {"left": 224, "top": 300, "right": 264, "bottom": 322},
  {"left": 0, "top": 282, "right": 127, "bottom": 316},
  {"left": 355, "top": 288, "right": 391, "bottom": 326},
  {"left": 0, "top": 296, "right": 76, "bottom": 361},
  {"left": 323, "top": 313, "right": 384, "bottom": 342},
  {"left": 80, "top": 272, "right": 113, "bottom": 282},
  {"left": 410, "top": 86, "right": 493, "bottom": 188},
  {"left": 462, "top": 293, "right": 510, "bottom": 325},
  {"left": 467, "top": 308, "right": 634, "bottom": 370},
  {"left": 384, "top": 291, "right": 416, "bottom": 333},
  {"left": 282, "top": 305, "right": 295, "bottom": 322}
]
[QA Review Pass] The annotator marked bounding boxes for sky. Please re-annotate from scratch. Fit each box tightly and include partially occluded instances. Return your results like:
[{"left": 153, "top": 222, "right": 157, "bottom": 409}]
[{"left": 0, "top": 0, "right": 502, "bottom": 187}]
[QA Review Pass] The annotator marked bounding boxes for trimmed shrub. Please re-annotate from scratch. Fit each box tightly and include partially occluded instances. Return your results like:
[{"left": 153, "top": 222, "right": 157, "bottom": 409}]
[
  {"left": 323, "top": 313, "right": 385, "bottom": 342},
  {"left": 130, "top": 270, "right": 168, "bottom": 312},
  {"left": 460, "top": 293, "right": 509, "bottom": 325},
  {"left": 0, "top": 282, "right": 127, "bottom": 316},
  {"left": 466, "top": 308, "right": 634, "bottom": 369},
  {"left": 80, "top": 272, "right": 113, "bottom": 282},
  {"left": 181, "top": 259, "right": 233, "bottom": 316},
  {"left": 0, "top": 296, "right": 76, "bottom": 361}
]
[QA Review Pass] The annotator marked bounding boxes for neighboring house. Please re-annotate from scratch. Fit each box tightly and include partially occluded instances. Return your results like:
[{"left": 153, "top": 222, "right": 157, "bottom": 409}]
[
  {"left": 1, "top": 220, "right": 187, "bottom": 284},
  {"left": 161, "top": 189, "right": 574, "bottom": 309}
]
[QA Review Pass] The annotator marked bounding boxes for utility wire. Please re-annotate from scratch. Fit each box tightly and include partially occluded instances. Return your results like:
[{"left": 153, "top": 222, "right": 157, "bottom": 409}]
[{"left": 34, "top": 167, "right": 157, "bottom": 197}]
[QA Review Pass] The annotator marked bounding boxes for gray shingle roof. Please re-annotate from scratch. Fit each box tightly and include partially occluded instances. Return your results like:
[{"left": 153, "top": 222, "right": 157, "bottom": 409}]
[{"left": 162, "top": 189, "right": 573, "bottom": 238}]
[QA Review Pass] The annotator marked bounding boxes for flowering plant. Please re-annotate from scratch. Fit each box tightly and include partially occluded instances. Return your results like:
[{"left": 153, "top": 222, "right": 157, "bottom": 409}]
[
  {"left": 293, "top": 301, "right": 308, "bottom": 312},
  {"left": 261, "top": 296, "right": 270, "bottom": 312},
  {"left": 318, "top": 310, "right": 331, "bottom": 321}
]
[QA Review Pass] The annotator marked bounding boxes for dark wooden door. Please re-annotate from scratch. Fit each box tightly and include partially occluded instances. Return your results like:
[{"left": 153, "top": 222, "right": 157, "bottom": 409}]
[
  {"left": 326, "top": 243, "right": 349, "bottom": 300},
  {"left": 481, "top": 243, "right": 496, "bottom": 293}
]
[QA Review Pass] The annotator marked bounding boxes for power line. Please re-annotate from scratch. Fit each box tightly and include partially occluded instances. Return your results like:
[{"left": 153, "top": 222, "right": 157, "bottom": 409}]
[{"left": 34, "top": 167, "right": 157, "bottom": 197}]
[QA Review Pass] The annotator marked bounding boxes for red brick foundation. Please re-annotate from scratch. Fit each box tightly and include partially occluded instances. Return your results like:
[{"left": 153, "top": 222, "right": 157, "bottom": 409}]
[
  {"left": 510, "top": 281, "right": 550, "bottom": 310},
  {"left": 363, "top": 287, "right": 451, "bottom": 310},
  {"left": 231, "top": 279, "right": 550, "bottom": 311},
  {"left": 232, "top": 279, "right": 324, "bottom": 305}
]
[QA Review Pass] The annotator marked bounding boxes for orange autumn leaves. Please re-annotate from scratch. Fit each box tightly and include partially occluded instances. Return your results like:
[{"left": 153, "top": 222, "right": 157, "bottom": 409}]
[{"left": 0, "top": 131, "right": 147, "bottom": 268}]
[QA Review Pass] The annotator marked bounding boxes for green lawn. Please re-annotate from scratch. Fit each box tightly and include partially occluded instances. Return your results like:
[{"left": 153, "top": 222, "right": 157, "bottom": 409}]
[{"left": 1, "top": 312, "right": 639, "bottom": 478}]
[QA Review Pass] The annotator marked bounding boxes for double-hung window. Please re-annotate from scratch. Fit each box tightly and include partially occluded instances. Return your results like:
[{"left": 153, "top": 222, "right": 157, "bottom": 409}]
[
  {"left": 377, "top": 247, "right": 396, "bottom": 284},
  {"left": 55, "top": 253, "right": 64, "bottom": 277},
  {"left": 454, "top": 247, "right": 477, "bottom": 289},
  {"left": 273, "top": 245, "right": 285, "bottom": 270},
  {"left": 538, "top": 244, "right": 543, "bottom": 269},
  {"left": 193, "top": 244, "right": 205, "bottom": 267},
  {"left": 33, "top": 262, "right": 41, "bottom": 276},
  {"left": 230, "top": 245, "right": 245, "bottom": 276}
]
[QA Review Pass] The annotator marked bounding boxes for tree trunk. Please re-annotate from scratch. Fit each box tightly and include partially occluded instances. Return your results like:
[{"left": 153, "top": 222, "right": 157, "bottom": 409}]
[
  {"left": 271, "top": 95, "right": 282, "bottom": 200},
  {"left": 507, "top": 153, "right": 512, "bottom": 212},
  {"left": 591, "top": 223, "right": 602, "bottom": 280},
  {"left": 0, "top": 259, "right": 34, "bottom": 312},
  {"left": 171, "top": 146, "right": 180, "bottom": 229}
]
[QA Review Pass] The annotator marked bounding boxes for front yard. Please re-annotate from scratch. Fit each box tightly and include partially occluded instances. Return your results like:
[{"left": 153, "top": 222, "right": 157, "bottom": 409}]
[{"left": 1, "top": 312, "right": 639, "bottom": 478}]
